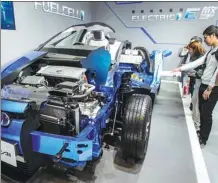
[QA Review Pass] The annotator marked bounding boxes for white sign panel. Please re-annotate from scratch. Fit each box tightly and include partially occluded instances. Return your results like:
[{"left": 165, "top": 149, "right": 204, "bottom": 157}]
[
  {"left": 34, "top": 2, "right": 85, "bottom": 21},
  {"left": 1, "top": 140, "right": 17, "bottom": 167},
  {"left": 132, "top": 6, "right": 218, "bottom": 22}
]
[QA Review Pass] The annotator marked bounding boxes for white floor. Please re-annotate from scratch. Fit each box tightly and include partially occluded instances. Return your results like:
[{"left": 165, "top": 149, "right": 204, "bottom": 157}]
[
  {"left": 161, "top": 75, "right": 218, "bottom": 183},
  {"left": 202, "top": 104, "right": 218, "bottom": 183},
  {"left": 177, "top": 82, "right": 218, "bottom": 183}
]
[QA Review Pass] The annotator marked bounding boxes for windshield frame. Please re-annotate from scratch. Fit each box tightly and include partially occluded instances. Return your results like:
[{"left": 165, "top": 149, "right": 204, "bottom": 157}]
[
  {"left": 42, "top": 29, "right": 85, "bottom": 49},
  {"left": 36, "top": 22, "right": 115, "bottom": 51}
]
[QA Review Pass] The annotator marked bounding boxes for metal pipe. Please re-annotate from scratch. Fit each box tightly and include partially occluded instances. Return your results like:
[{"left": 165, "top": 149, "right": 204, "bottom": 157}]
[
  {"left": 111, "top": 102, "right": 118, "bottom": 135},
  {"left": 71, "top": 83, "right": 95, "bottom": 99}
]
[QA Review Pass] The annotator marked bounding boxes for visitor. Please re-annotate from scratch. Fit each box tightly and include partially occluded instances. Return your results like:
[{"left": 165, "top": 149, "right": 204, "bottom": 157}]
[{"left": 173, "top": 25, "right": 218, "bottom": 148}]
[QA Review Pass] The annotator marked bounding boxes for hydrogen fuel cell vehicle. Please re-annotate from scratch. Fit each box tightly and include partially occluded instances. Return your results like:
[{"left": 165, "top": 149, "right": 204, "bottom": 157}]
[{"left": 1, "top": 22, "right": 172, "bottom": 179}]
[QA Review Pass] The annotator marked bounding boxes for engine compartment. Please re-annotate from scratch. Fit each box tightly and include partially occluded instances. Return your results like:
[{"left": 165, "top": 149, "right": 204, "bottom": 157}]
[{"left": 1, "top": 58, "right": 106, "bottom": 137}]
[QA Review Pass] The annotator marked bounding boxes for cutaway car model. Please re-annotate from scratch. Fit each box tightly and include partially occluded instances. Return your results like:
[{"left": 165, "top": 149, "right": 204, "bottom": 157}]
[{"left": 1, "top": 22, "right": 171, "bottom": 180}]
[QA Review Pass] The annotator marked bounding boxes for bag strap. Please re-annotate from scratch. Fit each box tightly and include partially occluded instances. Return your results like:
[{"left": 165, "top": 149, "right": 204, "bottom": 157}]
[
  {"left": 204, "top": 49, "right": 213, "bottom": 63},
  {"left": 211, "top": 49, "right": 218, "bottom": 62},
  {"left": 201, "top": 49, "right": 213, "bottom": 74}
]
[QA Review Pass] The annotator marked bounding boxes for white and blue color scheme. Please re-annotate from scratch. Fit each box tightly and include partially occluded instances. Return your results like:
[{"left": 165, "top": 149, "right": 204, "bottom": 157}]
[{"left": 1, "top": 22, "right": 171, "bottom": 176}]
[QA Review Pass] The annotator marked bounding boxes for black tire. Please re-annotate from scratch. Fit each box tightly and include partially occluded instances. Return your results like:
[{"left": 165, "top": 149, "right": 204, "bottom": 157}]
[{"left": 121, "top": 94, "right": 152, "bottom": 160}]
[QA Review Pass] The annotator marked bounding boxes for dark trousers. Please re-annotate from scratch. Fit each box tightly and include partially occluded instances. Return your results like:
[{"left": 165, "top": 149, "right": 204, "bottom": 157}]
[
  {"left": 189, "top": 77, "right": 196, "bottom": 97},
  {"left": 198, "top": 84, "right": 218, "bottom": 143}
]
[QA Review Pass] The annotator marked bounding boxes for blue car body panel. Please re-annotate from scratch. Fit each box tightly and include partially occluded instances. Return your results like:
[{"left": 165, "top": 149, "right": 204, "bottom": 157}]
[
  {"left": 81, "top": 47, "right": 112, "bottom": 86},
  {"left": 1, "top": 51, "right": 47, "bottom": 79},
  {"left": 1, "top": 99, "right": 29, "bottom": 113},
  {"left": 1, "top": 119, "right": 24, "bottom": 154},
  {"left": 31, "top": 131, "right": 93, "bottom": 161},
  {"left": 1, "top": 99, "right": 34, "bottom": 155}
]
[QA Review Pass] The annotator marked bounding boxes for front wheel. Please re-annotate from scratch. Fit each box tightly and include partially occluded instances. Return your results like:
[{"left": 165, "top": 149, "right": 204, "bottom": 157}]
[{"left": 121, "top": 94, "right": 152, "bottom": 160}]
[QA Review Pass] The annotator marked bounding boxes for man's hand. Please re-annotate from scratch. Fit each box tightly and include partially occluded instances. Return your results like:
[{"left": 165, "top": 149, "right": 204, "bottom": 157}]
[
  {"left": 202, "top": 89, "right": 212, "bottom": 100},
  {"left": 172, "top": 67, "right": 182, "bottom": 72}
]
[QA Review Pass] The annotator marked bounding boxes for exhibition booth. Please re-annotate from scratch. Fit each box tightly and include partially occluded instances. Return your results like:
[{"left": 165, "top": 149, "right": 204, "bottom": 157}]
[{"left": 1, "top": 1, "right": 218, "bottom": 183}]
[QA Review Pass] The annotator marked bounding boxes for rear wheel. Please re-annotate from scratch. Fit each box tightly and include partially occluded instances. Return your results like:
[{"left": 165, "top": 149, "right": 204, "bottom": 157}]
[{"left": 121, "top": 94, "right": 152, "bottom": 160}]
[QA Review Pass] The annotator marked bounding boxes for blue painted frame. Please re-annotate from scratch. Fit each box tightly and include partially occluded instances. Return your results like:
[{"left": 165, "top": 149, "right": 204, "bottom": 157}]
[{"left": 1, "top": 23, "right": 172, "bottom": 170}]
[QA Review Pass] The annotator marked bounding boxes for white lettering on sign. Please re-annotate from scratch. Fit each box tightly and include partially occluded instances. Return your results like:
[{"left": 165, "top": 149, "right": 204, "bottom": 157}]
[
  {"left": 132, "top": 15, "right": 138, "bottom": 21},
  {"left": 34, "top": 2, "right": 85, "bottom": 21},
  {"left": 169, "top": 14, "right": 175, "bottom": 21},
  {"left": 199, "top": 6, "right": 218, "bottom": 19},
  {"left": 50, "top": 2, "right": 57, "bottom": 12},
  {"left": 160, "top": 15, "right": 165, "bottom": 21},
  {"left": 132, "top": 14, "right": 176, "bottom": 21}
]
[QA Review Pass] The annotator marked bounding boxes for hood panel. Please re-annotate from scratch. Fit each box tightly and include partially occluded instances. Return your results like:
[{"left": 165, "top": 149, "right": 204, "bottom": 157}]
[
  {"left": 81, "top": 47, "right": 111, "bottom": 86},
  {"left": 1, "top": 51, "right": 47, "bottom": 79}
]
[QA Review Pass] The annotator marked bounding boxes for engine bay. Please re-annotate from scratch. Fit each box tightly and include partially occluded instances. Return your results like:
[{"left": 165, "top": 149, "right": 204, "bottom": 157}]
[{"left": 1, "top": 60, "right": 106, "bottom": 137}]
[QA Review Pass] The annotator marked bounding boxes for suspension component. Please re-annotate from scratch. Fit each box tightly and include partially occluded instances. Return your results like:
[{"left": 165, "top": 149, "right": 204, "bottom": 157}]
[{"left": 119, "top": 72, "right": 133, "bottom": 93}]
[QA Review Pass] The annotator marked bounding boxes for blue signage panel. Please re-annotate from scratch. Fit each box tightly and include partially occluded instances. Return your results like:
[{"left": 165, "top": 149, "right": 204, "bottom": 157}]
[{"left": 1, "top": 2, "right": 16, "bottom": 30}]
